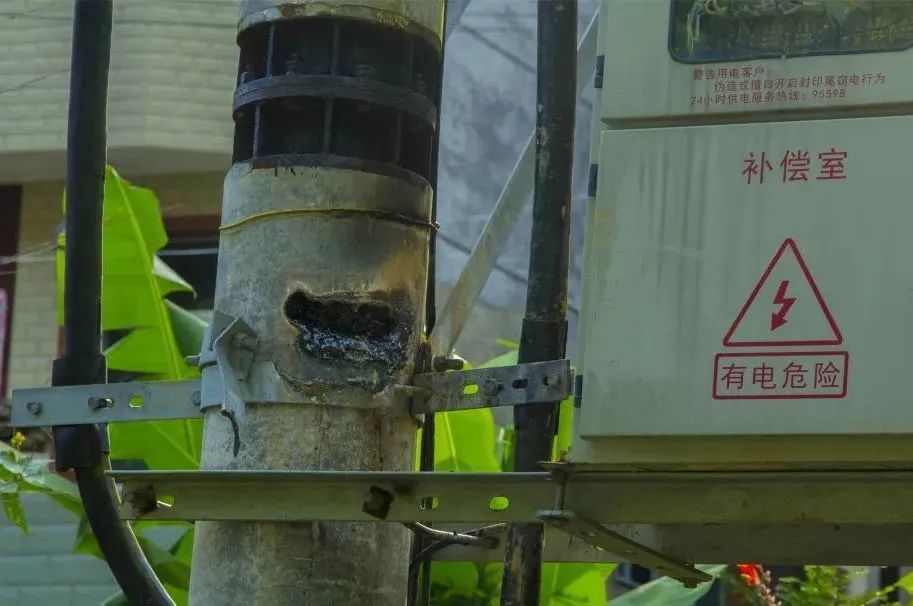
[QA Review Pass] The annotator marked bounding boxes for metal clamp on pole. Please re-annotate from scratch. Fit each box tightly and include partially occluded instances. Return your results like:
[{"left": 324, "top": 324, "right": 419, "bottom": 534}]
[
  {"left": 197, "top": 310, "right": 259, "bottom": 416},
  {"left": 410, "top": 359, "right": 572, "bottom": 415}
]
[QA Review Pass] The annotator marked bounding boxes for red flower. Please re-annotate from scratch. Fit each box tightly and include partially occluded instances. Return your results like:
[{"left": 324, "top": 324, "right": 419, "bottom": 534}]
[{"left": 737, "top": 563, "right": 761, "bottom": 587}]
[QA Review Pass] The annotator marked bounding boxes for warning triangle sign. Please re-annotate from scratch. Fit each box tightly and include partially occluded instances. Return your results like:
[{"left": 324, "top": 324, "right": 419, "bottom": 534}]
[{"left": 723, "top": 238, "right": 842, "bottom": 347}]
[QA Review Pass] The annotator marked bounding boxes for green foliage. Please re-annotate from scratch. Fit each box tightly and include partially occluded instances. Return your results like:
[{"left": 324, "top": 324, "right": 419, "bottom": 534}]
[
  {"left": 0, "top": 441, "right": 83, "bottom": 533},
  {"left": 777, "top": 566, "right": 853, "bottom": 606},
  {"left": 609, "top": 566, "right": 725, "bottom": 606},
  {"left": 774, "top": 566, "right": 909, "bottom": 606},
  {"left": 57, "top": 166, "right": 205, "bottom": 471},
  {"left": 724, "top": 565, "right": 913, "bottom": 606}
]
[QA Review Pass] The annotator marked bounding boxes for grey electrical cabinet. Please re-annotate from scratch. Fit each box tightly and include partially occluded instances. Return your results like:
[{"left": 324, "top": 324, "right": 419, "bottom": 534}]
[{"left": 573, "top": 115, "right": 913, "bottom": 470}]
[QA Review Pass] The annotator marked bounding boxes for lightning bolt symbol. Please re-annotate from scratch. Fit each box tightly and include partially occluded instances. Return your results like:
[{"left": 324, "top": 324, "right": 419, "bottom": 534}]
[{"left": 771, "top": 280, "right": 796, "bottom": 331}]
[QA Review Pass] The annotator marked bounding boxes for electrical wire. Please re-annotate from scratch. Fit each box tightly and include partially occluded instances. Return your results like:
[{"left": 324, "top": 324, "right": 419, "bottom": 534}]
[{"left": 407, "top": 522, "right": 506, "bottom": 579}]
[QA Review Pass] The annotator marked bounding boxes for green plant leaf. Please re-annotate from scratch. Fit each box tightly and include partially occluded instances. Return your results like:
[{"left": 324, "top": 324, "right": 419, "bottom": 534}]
[
  {"left": 542, "top": 563, "right": 616, "bottom": 605},
  {"left": 167, "top": 300, "right": 207, "bottom": 359},
  {"left": 610, "top": 565, "right": 726, "bottom": 606},
  {"left": 100, "top": 592, "right": 129, "bottom": 606},
  {"left": 137, "top": 533, "right": 192, "bottom": 590},
  {"left": 54, "top": 167, "right": 200, "bottom": 606},
  {"left": 73, "top": 515, "right": 101, "bottom": 556},
  {"left": 57, "top": 167, "right": 203, "bottom": 472},
  {"left": 1, "top": 493, "right": 27, "bottom": 533},
  {"left": 895, "top": 571, "right": 913, "bottom": 593},
  {"left": 57, "top": 166, "right": 196, "bottom": 379}
]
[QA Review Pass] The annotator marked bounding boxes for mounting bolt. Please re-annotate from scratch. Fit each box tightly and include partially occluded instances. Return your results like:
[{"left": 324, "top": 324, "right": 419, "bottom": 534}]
[
  {"left": 362, "top": 485, "right": 394, "bottom": 520},
  {"left": 354, "top": 63, "right": 378, "bottom": 80},
  {"left": 482, "top": 379, "right": 501, "bottom": 397},
  {"left": 545, "top": 373, "right": 562, "bottom": 386},
  {"left": 87, "top": 397, "right": 112, "bottom": 411},
  {"left": 25, "top": 401, "right": 42, "bottom": 416},
  {"left": 238, "top": 63, "right": 257, "bottom": 85},
  {"left": 432, "top": 356, "right": 464, "bottom": 372},
  {"left": 285, "top": 52, "right": 304, "bottom": 75},
  {"left": 192, "top": 391, "right": 201, "bottom": 407},
  {"left": 124, "top": 484, "right": 158, "bottom": 516},
  {"left": 184, "top": 354, "right": 201, "bottom": 368}
]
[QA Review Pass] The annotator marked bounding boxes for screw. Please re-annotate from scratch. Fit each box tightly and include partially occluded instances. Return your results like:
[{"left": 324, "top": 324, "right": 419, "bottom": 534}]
[
  {"left": 354, "top": 63, "right": 378, "bottom": 80},
  {"left": 191, "top": 391, "right": 201, "bottom": 407},
  {"left": 26, "top": 401, "right": 42, "bottom": 416},
  {"left": 285, "top": 52, "right": 304, "bottom": 75},
  {"left": 482, "top": 379, "right": 501, "bottom": 397},
  {"left": 124, "top": 485, "right": 158, "bottom": 516},
  {"left": 88, "top": 397, "right": 113, "bottom": 411}
]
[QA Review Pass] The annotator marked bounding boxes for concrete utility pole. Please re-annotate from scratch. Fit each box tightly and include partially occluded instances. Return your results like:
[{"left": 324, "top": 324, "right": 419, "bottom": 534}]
[{"left": 189, "top": 2, "right": 444, "bottom": 604}]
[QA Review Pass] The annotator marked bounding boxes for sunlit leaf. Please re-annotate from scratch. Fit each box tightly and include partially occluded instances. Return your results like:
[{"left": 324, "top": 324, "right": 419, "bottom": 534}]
[
  {"left": 1, "top": 493, "right": 27, "bottom": 533},
  {"left": 57, "top": 166, "right": 202, "bottom": 471},
  {"left": 610, "top": 565, "right": 726, "bottom": 606}
]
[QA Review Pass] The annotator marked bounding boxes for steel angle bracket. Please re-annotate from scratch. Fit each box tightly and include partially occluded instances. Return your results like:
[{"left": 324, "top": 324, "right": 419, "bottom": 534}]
[
  {"left": 411, "top": 359, "right": 572, "bottom": 415},
  {"left": 198, "top": 310, "right": 259, "bottom": 415},
  {"left": 538, "top": 510, "right": 712, "bottom": 588},
  {"left": 112, "top": 470, "right": 557, "bottom": 523},
  {"left": 11, "top": 380, "right": 202, "bottom": 428}
]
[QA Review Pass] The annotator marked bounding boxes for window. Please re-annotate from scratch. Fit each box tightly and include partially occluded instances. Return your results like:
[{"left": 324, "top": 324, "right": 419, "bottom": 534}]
[
  {"left": 670, "top": 0, "right": 913, "bottom": 63},
  {"left": 161, "top": 216, "right": 220, "bottom": 324}
]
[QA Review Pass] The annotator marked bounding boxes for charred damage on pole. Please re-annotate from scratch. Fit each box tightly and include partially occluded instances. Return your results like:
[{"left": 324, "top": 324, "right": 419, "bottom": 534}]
[{"left": 282, "top": 289, "right": 414, "bottom": 393}]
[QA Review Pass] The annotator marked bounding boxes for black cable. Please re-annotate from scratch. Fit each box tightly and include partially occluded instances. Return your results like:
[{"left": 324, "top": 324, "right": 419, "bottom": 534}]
[
  {"left": 54, "top": 2, "right": 174, "bottom": 605},
  {"left": 410, "top": 1, "right": 452, "bottom": 604},
  {"left": 407, "top": 523, "right": 505, "bottom": 581},
  {"left": 500, "top": 1, "right": 577, "bottom": 605}
]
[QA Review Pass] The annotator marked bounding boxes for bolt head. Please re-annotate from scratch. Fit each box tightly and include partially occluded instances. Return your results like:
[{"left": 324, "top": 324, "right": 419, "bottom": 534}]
[
  {"left": 88, "top": 397, "right": 112, "bottom": 411},
  {"left": 482, "top": 378, "right": 501, "bottom": 396},
  {"left": 26, "top": 401, "right": 42, "bottom": 416},
  {"left": 191, "top": 391, "right": 201, "bottom": 406}
]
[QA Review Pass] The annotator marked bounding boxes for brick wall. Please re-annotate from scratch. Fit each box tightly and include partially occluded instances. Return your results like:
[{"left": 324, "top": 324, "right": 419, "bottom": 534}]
[
  {"left": 0, "top": 0, "right": 238, "bottom": 184},
  {"left": 6, "top": 181, "right": 62, "bottom": 394}
]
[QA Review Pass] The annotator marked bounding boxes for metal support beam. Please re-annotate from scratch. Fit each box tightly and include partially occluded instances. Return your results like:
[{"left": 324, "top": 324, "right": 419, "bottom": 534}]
[
  {"left": 11, "top": 380, "right": 201, "bottom": 427},
  {"left": 109, "top": 468, "right": 913, "bottom": 574},
  {"left": 429, "top": 9, "right": 598, "bottom": 357},
  {"left": 115, "top": 470, "right": 554, "bottom": 523},
  {"left": 112, "top": 469, "right": 913, "bottom": 527},
  {"left": 538, "top": 510, "right": 711, "bottom": 587}
]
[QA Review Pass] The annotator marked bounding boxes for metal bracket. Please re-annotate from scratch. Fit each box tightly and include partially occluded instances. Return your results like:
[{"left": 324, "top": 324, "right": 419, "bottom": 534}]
[
  {"left": 410, "top": 359, "right": 572, "bottom": 415},
  {"left": 11, "top": 380, "right": 202, "bottom": 428},
  {"left": 538, "top": 509, "right": 712, "bottom": 588},
  {"left": 199, "top": 311, "right": 259, "bottom": 414}
]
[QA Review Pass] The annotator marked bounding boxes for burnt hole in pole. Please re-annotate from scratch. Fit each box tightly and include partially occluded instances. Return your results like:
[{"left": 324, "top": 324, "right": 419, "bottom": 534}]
[{"left": 284, "top": 291, "right": 413, "bottom": 384}]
